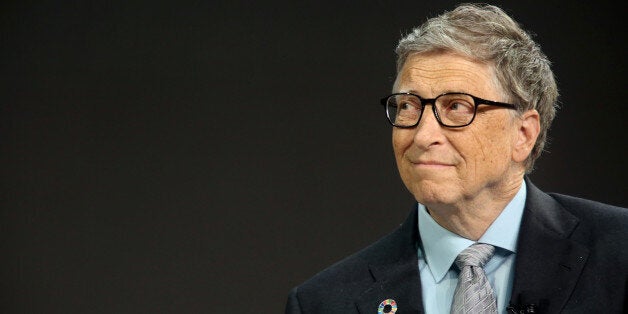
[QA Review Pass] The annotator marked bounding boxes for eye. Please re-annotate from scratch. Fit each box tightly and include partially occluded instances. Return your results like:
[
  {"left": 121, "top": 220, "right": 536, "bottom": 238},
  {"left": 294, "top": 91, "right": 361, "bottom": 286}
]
[
  {"left": 449, "top": 102, "right": 464, "bottom": 111},
  {"left": 394, "top": 96, "right": 421, "bottom": 111},
  {"left": 442, "top": 98, "right": 474, "bottom": 113},
  {"left": 399, "top": 102, "right": 415, "bottom": 111}
]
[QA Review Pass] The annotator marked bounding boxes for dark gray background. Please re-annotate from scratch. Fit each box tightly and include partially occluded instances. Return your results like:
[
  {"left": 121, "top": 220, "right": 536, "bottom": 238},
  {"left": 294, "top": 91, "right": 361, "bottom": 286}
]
[{"left": 1, "top": 0, "right": 625, "bottom": 313}]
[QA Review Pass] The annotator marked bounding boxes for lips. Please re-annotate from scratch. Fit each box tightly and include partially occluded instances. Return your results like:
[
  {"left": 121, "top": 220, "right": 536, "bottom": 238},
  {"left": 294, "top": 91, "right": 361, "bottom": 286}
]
[
  {"left": 403, "top": 151, "right": 455, "bottom": 167},
  {"left": 408, "top": 159, "right": 455, "bottom": 167},
  {"left": 409, "top": 157, "right": 450, "bottom": 164}
]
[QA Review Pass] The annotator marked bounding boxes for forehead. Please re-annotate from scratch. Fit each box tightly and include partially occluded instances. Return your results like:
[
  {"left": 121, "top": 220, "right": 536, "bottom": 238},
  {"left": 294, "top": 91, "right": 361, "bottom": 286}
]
[{"left": 395, "top": 52, "right": 500, "bottom": 97}]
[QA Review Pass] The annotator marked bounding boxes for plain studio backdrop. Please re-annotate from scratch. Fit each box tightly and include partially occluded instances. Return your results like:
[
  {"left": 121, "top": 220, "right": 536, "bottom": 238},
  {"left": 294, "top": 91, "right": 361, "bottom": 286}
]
[{"left": 1, "top": 0, "right": 625, "bottom": 313}]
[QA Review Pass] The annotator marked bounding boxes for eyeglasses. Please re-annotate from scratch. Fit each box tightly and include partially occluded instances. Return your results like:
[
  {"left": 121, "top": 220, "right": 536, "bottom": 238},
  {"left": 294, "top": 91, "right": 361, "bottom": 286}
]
[{"left": 380, "top": 92, "right": 517, "bottom": 128}]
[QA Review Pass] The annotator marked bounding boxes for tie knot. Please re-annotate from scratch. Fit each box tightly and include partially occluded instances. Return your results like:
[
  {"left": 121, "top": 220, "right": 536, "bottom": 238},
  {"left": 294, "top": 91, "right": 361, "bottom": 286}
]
[{"left": 455, "top": 243, "right": 495, "bottom": 269}]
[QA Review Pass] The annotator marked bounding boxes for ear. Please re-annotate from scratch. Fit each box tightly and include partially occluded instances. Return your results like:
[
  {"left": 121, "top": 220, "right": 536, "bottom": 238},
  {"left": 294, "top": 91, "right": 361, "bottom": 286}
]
[{"left": 512, "top": 109, "right": 540, "bottom": 163}]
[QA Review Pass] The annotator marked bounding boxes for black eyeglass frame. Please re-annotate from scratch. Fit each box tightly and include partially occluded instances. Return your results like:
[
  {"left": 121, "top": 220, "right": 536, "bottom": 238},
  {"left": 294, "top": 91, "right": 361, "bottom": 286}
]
[{"left": 380, "top": 92, "right": 518, "bottom": 128}]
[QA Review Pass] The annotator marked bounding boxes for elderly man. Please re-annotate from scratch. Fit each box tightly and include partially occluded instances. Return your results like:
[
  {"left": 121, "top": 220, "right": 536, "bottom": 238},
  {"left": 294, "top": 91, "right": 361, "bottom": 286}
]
[{"left": 285, "top": 4, "right": 627, "bottom": 314}]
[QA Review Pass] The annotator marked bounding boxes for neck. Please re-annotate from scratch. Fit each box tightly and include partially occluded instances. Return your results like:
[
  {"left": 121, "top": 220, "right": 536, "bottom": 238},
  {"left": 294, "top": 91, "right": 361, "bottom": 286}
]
[{"left": 426, "top": 177, "right": 524, "bottom": 240}]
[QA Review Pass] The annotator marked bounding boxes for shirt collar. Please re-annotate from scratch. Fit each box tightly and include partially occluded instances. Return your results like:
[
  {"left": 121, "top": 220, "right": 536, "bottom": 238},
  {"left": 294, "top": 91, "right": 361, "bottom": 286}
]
[
  {"left": 478, "top": 180, "right": 526, "bottom": 253},
  {"left": 417, "top": 180, "right": 527, "bottom": 282}
]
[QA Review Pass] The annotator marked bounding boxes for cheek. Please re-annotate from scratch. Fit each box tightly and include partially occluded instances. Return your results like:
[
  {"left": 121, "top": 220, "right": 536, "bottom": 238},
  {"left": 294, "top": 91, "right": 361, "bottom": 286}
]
[
  {"left": 392, "top": 130, "right": 410, "bottom": 157},
  {"left": 462, "top": 122, "right": 513, "bottom": 170}
]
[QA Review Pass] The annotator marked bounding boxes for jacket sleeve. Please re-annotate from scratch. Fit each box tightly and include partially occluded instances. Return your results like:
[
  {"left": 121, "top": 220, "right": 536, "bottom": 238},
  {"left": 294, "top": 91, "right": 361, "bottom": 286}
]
[{"left": 285, "top": 287, "right": 303, "bottom": 314}]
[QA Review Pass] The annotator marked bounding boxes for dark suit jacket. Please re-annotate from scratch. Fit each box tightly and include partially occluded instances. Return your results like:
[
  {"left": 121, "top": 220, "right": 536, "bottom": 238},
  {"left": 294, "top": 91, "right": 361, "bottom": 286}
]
[{"left": 285, "top": 180, "right": 628, "bottom": 313}]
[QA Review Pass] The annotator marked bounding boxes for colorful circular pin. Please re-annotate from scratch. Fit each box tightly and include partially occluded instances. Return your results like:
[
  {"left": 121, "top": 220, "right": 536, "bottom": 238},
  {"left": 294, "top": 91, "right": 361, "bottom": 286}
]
[{"left": 378, "top": 299, "right": 397, "bottom": 314}]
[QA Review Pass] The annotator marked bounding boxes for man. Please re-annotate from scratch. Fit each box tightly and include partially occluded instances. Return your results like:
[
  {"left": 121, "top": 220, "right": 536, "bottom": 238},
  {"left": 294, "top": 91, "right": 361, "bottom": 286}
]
[{"left": 285, "top": 4, "right": 627, "bottom": 314}]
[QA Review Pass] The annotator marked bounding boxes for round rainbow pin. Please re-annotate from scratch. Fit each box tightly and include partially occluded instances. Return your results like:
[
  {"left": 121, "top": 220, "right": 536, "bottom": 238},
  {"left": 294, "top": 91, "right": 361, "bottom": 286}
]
[{"left": 378, "top": 299, "right": 398, "bottom": 314}]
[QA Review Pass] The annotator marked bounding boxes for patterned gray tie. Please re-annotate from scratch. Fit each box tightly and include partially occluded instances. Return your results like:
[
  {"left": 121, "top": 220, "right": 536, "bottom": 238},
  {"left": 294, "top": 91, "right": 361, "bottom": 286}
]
[{"left": 450, "top": 243, "right": 497, "bottom": 314}]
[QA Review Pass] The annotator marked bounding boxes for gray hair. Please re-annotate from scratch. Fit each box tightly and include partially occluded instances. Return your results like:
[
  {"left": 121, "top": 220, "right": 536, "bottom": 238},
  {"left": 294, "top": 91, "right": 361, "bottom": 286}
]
[{"left": 395, "top": 3, "right": 558, "bottom": 172}]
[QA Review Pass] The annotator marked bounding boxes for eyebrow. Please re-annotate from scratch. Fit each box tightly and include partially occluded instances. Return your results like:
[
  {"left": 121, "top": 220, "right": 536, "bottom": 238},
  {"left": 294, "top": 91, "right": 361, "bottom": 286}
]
[{"left": 398, "top": 89, "right": 468, "bottom": 97}]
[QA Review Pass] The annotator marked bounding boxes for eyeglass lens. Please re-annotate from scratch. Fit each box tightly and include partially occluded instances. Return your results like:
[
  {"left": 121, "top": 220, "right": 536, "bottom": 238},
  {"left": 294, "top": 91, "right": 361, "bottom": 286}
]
[{"left": 387, "top": 93, "right": 476, "bottom": 127}]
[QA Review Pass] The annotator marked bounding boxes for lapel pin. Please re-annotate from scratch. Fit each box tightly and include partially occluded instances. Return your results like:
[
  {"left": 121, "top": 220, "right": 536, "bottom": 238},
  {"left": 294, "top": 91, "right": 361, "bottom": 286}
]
[{"left": 378, "top": 299, "right": 397, "bottom": 314}]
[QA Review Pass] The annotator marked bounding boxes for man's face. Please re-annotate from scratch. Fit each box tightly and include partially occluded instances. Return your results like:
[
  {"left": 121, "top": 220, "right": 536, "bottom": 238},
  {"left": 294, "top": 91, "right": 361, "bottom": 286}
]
[{"left": 392, "top": 52, "right": 523, "bottom": 208}]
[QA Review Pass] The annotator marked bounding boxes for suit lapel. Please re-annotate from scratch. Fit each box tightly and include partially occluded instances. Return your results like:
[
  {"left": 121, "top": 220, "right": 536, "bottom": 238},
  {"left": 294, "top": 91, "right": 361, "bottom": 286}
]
[
  {"left": 355, "top": 258, "right": 422, "bottom": 314},
  {"left": 510, "top": 180, "right": 589, "bottom": 312},
  {"left": 355, "top": 207, "right": 423, "bottom": 314}
]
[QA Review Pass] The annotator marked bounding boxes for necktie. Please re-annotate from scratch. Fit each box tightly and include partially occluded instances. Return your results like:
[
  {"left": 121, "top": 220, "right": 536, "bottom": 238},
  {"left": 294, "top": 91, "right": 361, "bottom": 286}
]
[{"left": 450, "top": 243, "right": 497, "bottom": 314}]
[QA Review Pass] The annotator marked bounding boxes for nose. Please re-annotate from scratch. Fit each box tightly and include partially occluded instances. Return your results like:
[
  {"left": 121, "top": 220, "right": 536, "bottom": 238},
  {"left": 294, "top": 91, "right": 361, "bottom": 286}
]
[{"left": 412, "top": 105, "right": 445, "bottom": 148}]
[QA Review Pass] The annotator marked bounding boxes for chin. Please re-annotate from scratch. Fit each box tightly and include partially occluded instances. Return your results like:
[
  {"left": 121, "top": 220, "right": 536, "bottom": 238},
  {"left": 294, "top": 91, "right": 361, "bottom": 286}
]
[
  {"left": 413, "top": 193, "right": 457, "bottom": 207},
  {"left": 406, "top": 179, "right": 458, "bottom": 206}
]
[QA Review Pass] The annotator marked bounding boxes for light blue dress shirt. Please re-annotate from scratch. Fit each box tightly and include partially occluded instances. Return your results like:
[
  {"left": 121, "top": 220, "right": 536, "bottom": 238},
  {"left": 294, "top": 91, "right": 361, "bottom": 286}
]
[{"left": 417, "top": 180, "right": 526, "bottom": 314}]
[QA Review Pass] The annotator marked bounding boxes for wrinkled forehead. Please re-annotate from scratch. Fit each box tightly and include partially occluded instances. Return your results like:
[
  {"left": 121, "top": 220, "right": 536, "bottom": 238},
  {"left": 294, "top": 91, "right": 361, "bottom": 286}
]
[{"left": 393, "top": 51, "right": 504, "bottom": 98}]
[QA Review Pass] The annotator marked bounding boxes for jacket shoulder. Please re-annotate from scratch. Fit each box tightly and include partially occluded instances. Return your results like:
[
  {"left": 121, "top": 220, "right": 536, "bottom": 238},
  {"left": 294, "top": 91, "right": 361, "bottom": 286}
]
[
  {"left": 547, "top": 193, "right": 628, "bottom": 230},
  {"left": 288, "top": 218, "right": 413, "bottom": 313},
  {"left": 547, "top": 193, "right": 628, "bottom": 266},
  {"left": 296, "top": 226, "right": 402, "bottom": 294}
]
